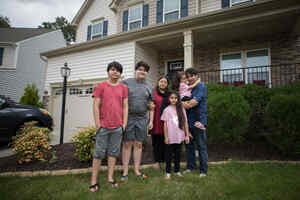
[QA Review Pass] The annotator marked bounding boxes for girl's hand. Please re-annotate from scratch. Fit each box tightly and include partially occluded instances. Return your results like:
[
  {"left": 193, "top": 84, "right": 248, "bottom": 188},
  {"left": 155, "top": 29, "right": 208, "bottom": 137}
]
[
  {"left": 164, "top": 137, "right": 169, "bottom": 144},
  {"left": 188, "top": 132, "right": 193, "bottom": 139},
  {"left": 185, "top": 135, "right": 190, "bottom": 144}
]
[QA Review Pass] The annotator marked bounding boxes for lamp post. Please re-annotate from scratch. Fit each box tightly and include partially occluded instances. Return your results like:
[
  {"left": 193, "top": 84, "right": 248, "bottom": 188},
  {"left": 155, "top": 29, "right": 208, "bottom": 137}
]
[{"left": 60, "top": 62, "right": 71, "bottom": 145}]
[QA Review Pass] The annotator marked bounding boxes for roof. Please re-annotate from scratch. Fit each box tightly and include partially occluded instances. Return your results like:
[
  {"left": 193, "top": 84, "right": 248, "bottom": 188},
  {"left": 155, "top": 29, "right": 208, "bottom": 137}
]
[{"left": 0, "top": 28, "right": 53, "bottom": 43}]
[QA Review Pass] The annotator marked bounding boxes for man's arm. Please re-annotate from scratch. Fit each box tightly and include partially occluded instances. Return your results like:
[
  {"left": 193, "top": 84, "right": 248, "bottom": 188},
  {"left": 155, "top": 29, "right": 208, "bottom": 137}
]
[
  {"left": 122, "top": 98, "right": 128, "bottom": 131},
  {"left": 188, "top": 78, "right": 200, "bottom": 90},
  {"left": 182, "top": 99, "right": 198, "bottom": 109},
  {"left": 148, "top": 101, "right": 154, "bottom": 130},
  {"left": 93, "top": 97, "right": 101, "bottom": 129}
]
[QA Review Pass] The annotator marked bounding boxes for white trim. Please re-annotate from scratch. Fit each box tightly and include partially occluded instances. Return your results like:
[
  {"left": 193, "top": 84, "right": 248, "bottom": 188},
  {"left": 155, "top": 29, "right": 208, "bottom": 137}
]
[
  {"left": 230, "top": 0, "right": 255, "bottom": 7},
  {"left": 163, "top": 0, "right": 181, "bottom": 23},
  {"left": 91, "top": 20, "right": 104, "bottom": 39},
  {"left": 128, "top": 3, "right": 143, "bottom": 30}
]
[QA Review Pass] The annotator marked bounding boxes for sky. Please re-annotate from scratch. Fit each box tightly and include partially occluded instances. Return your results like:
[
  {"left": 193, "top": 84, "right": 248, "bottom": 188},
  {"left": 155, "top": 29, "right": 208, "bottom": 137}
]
[{"left": 0, "top": 0, "right": 85, "bottom": 28}]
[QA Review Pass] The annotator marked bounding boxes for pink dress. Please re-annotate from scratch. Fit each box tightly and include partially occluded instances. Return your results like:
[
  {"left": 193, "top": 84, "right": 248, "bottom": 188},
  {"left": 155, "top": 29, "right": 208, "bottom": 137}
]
[
  {"left": 179, "top": 82, "right": 191, "bottom": 99},
  {"left": 161, "top": 105, "right": 187, "bottom": 144}
]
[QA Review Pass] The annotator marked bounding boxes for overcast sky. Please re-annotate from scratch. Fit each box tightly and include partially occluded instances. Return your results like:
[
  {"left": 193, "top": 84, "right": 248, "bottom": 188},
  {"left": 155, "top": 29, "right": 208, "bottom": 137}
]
[{"left": 0, "top": 0, "right": 85, "bottom": 28}]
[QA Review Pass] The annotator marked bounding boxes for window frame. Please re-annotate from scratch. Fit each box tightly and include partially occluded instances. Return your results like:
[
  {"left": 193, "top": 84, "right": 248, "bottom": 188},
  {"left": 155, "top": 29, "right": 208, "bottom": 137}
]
[
  {"left": 230, "top": 0, "right": 254, "bottom": 7},
  {"left": 0, "top": 47, "right": 4, "bottom": 66},
  {"left": 128, "top": 4, "right": 143, "bottom": 30},
  {"left": 163, "top": 0, "right": 181, "bottom": 23},
  {"left": 91, "top": 20, "right": 104, "bottom": 39},
  {"left": 220, "top": 48, "right": 271, "bottom": 85}
]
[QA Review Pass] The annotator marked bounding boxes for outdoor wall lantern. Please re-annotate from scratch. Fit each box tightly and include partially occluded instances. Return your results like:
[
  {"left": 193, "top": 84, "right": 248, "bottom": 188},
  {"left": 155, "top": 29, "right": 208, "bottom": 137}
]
[{"left": 60, "top": 62, "right": 71, "bottom": 145}]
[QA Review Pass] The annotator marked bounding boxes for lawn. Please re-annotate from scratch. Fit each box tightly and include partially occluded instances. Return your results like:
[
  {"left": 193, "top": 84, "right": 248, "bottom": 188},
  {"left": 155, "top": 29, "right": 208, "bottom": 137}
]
[{"left": 0, "top": 162, "right": 299, "bottom": 200}]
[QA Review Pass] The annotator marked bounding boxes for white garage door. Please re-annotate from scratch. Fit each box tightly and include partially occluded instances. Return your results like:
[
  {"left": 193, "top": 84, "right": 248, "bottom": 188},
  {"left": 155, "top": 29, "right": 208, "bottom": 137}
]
[{"left": 52, "top": 85, "right": 94, "bottom": 142}]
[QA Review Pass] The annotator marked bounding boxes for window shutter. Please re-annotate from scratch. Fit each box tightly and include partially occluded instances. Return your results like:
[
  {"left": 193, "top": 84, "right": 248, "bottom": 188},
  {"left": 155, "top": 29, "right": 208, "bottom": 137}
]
[
  {"left": 122, "top": 10, "right": 129, "bottom": 32},
  {"left": 87, "top": 25, "right": 92, "bottom": 41},
  {"left": 103, "top": 20, "right": 108, "bottom": 36},
  {"left": 222, "top": 0, "right": 230, "bottom": 8},
  {"left": 142, "top": 4, "right": 149, "bottom": 27},
  {"left": 181, "top": 0, "right": 188, "bottom": 18},
  {"left": 156, "top": 0, "right": 163, "bottom": 24},
  {"left": 0, "top": 48, "right": 4, "bottom": 66}
]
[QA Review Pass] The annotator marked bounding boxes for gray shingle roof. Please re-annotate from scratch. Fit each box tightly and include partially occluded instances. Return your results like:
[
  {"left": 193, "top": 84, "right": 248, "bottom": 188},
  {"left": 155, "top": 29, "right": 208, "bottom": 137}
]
[{"left": 0, "top": 28, "right": 54, "bottom": 43}]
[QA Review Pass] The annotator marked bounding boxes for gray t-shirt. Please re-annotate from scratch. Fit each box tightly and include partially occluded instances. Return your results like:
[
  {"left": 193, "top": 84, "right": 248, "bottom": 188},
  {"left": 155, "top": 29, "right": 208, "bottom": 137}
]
[{"left": 123, "top": 78, "right": 154, "bottom": 118}]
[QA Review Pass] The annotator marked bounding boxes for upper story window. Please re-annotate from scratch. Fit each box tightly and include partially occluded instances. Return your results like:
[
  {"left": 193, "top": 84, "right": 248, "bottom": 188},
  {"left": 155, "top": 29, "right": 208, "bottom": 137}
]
[
  {"left": 122, "top": 4, "right": 149, "bottom": 32},
  {"left": 156, "top": 0, "right": 188, "bottom": 24},
  {"left": 128, "top": 4, "right": 143, "bottom": 30},
  {"left": 222, "top": 0, "right": 255, "bottom": 9},
  {"left": 87, "top": 20, "right": 108, "bottom": 41},
  {"left": 231, "top": 0, "right": 253, "bottom": 6},
  {"left": 0, "top": 47, "right": 4, "bottom": 66},
  {"left": 164, "top": 0, "right": 180, "bottom": 22}
]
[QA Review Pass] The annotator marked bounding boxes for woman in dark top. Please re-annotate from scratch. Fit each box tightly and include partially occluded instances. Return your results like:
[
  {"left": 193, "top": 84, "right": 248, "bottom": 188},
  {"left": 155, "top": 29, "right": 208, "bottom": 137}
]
[{"left": 150, "top": 76, "right": 169, "bottom": 169}]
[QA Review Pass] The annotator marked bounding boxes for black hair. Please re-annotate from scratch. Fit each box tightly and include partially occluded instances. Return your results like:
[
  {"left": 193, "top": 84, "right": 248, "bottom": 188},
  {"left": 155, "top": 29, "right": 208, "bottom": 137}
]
[
  {"left": 135, "top": 61, "right": 150, "bottom": 72},
  {"left": 155, "top": 76, "right": 169, "bottom": 93},
  {"left": 107, "top": 61, "right": 123, "bottom": 74},
  {"left": 171, "top": 71, "right": 185, "bottom": 91},
  {"left": 185, "top": 68, "right": 199, "bottom": 76},
  {"left": 167, "top": 91, "right": 186, "bottom": 130}
]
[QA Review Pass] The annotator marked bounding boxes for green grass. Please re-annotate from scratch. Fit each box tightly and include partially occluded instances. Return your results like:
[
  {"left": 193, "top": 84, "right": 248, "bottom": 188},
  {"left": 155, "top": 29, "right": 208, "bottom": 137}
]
[{"left": 0, "top": 162, "right": 299, "bottom": 200}]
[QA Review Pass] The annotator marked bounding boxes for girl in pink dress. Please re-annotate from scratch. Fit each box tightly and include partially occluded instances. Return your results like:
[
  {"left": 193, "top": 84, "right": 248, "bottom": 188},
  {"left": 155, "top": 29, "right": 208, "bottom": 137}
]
[{"left": 161, "top": 91, "right": 190, "bottom": 179}]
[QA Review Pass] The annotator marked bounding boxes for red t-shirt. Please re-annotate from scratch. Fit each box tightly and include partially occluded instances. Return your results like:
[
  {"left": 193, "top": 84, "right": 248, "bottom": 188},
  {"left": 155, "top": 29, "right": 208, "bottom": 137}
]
[
  {"left": 93, "top": 81, "right": 128, "bottom": 129},
  {"left": 150, "top": 89, "right": 164, "bottom": 135}
]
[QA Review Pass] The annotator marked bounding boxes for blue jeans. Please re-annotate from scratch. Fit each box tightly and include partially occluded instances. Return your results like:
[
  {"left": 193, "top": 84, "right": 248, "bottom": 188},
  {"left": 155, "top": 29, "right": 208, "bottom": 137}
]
[{"left": 185, "top": 127, "right": 208, "bottom": 174}]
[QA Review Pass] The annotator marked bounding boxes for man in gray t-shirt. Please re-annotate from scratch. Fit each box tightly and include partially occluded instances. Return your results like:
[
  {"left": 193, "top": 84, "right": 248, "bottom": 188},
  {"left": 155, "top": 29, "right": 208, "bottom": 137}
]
[{"left": 121, "top": 61, "right": 154, "bottom": 180}]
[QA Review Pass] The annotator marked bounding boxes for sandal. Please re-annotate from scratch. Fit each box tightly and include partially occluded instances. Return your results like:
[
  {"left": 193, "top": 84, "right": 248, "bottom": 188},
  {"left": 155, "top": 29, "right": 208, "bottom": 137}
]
[
  {"left": 137, "top": 173, "right": 147, "bottom": 179},
  {"left": 89, "top": 183, "right": 99, "bottom": 192},
  {"left": 108, "top": 181, "right": 119, "bottom": 188},
  {"left": 121, "top": 174, "right": 128, "bottom": 182}
]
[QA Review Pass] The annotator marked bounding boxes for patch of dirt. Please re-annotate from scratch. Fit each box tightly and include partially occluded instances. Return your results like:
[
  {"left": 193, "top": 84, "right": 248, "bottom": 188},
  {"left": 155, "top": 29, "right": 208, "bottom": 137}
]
[{"left": 0, "top": 139, "right": 298, "bottom": 173}]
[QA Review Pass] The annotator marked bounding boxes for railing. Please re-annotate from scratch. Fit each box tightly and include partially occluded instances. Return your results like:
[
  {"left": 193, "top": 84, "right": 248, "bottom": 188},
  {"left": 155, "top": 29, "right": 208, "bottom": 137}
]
[{"left": 198, "top": 63, "right": 300, "bottom": 88}]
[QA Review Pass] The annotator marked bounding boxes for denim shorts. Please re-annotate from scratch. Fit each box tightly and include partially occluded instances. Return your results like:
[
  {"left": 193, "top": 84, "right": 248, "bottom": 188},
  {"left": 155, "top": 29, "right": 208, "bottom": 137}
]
[
  {"left": 93, "top": 127, "right": 122, "bottom": 159},
  {"left": 123, "top": 117, "right": 148, "bottom": 142}
]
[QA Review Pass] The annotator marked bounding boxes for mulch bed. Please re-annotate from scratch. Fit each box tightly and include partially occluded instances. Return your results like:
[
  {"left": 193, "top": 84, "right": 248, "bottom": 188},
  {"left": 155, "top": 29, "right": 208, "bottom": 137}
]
[{"left": 0, "top": 139, "right": 298, "bottom": 173}]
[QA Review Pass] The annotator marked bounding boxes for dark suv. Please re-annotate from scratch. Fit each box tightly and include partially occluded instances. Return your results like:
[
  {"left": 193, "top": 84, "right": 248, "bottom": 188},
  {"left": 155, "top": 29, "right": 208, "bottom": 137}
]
[{"left": 0, "top": 95, "right": 53, "bottom": 143}]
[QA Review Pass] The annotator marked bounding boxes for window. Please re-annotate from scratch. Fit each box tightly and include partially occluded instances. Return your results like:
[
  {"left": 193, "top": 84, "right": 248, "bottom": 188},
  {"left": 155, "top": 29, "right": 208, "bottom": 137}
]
[
  {"left": 220, "top": 49, "right": 270, "bottom": 85},
  {"left": 0, "top": 47, "right": 4, "bottom": 66},
  {"left": 164, "top": 0, "right": 180, "bottom": 22},
  {"left": 91, "top": 21, "right": 104, "bottom": 39},
  {"left": 128, "top": 4, "right": 143, "bottom": 30},
  {"left": 231, "top": 0, "right": 253, "bottom": 6}
]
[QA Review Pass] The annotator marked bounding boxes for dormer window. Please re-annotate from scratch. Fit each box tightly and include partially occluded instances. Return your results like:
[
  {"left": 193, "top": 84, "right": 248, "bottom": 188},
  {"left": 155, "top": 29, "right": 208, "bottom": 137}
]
[
  {"left": 92, "top": 21, "right": 104, "bottom": 39},
  {"left": 164, "top": 0, "right": 180, "bottom": 22},
  {"left": 128, "top": 4, "right": 143, "bottom": 30}
]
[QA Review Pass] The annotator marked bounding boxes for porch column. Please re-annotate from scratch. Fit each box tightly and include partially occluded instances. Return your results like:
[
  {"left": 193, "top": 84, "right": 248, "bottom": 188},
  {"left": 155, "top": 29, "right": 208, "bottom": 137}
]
[{"left": 183, "top": 30, "right": 194, "bottom": 70}]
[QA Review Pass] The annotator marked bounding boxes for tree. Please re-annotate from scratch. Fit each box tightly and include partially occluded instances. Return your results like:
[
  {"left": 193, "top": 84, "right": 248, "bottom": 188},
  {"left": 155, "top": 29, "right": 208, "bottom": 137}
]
[
  {"left": 0, "top": 15, "right": 11, "bottom": 28},
  {"left": 19, "top": 84, "right": 43, "bottom": 108},
  {"left": 39, "top": 16, "right": 76, "bottom": 44}
]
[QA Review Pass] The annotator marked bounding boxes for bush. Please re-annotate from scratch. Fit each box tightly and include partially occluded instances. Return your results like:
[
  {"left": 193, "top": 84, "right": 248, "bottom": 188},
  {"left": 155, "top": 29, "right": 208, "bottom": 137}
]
[
  {"left": 72, "top": 126, "right": 97, "bottom": 162},
  {"left": 19, "top": 83, "right": 43, "bottom": 108},
  {"left": 207, "top": 91, "right": 251, "bottom": 144},
  {"left": 234, "top": 84, "right": 273, "bottom": 140},
  {"left": 264, "top": 94, "right": 300, "bottom": 155},
  {"left": 12, "top": 121, "right": 51, "bottom": 164},
  {"left": 207, "top": 83, "right": 233, "bottom": 93}
]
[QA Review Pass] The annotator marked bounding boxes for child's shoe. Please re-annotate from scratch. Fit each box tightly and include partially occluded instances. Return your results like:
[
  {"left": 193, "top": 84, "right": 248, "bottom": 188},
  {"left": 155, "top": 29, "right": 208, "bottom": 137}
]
[
  {"left": 164, "top": 173, "right": 171, "bottom": 180},
  {"left": 194, "top": 121, "right": 206, "bottom": 130},
  {"left": 175, "top": 172, "right": 183, "bottom": 177}
]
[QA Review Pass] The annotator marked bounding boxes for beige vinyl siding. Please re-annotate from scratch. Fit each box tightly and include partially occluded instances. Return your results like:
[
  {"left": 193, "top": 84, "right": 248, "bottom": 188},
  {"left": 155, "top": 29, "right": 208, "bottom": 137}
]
[
  {"left": 76, "top": 0, "right": 118, "bottom": 43},
  {"left": 45, "top": 42, "right": 136, "bottom": 94},
  {"left": 135, "top": 43, "right": 160, "bottom": 85},
  {"left": 200, "top": 0, "right": 221, "bottom": 14}
]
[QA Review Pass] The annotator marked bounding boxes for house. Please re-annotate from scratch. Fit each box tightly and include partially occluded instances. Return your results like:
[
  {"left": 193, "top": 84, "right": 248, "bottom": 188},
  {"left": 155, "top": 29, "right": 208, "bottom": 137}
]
[
  {"left": 0, "top": 28, "right": 66, "bottom": 102},
  {"left": 41, "top": 0, "right": 300, "bottom": 142}
]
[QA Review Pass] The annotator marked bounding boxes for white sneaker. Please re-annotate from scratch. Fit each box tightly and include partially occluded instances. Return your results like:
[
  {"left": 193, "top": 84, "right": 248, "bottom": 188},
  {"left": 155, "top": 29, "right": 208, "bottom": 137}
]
[
  {"left": 199, "top": 173, "right": 207, "bottom": 178},
  {"left": 165, "top": 173, "right": 171, "bottom": 179},
  {"left": 183, "top": 169, "right": 192, "bottom": 174},
  {"left": 175, "top": 172, "right": 183, "bottom": 177}
]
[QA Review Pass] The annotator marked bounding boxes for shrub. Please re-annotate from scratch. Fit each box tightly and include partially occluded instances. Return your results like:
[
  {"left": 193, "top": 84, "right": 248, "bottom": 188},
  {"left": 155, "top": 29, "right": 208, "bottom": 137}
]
[
  {"left": 207, "top": 91, "right": 251, "bottom": 144},
  {"left": 19, "top": 83, "right": 43, "bottom": 108},
  {"left": 12, "top": 121, "right": 51, "bottom": 164},
  {"left": 72, "top": 126, "right": 97, "bottom": 162},
  {"left": 234, "top": 84, "right": 273, "bottom": 140},
  {"left": 207, "top": 83, "right": 233, "bottom": 93},
  {"left": 264, "top": 94, "right": 300, "bottom": 155}
]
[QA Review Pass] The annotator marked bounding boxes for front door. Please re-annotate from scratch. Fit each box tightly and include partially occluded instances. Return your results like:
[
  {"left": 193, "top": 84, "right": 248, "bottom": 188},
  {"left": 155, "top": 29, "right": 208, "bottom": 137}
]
[{"left": 167, "top": 60, "right": 184, "bottom": 80}]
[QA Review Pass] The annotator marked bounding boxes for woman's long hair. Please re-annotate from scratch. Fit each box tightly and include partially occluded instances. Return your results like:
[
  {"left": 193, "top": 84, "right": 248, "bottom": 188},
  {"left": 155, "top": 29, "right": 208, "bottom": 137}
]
[
  {"left": 171, "top": 71, "right": 185, "bottom": 92},
  {"left": 167, "top": 91, "right": 186, "bottom": 130},
  {"left": 155, "top": 76, "right": 169, "bottom": 96}
]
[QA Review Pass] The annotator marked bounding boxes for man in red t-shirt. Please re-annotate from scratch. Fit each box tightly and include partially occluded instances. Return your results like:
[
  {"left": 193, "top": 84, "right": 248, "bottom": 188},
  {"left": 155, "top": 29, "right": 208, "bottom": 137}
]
[{"left": 89, "top": 61, "right": 128, "bottom": 192}]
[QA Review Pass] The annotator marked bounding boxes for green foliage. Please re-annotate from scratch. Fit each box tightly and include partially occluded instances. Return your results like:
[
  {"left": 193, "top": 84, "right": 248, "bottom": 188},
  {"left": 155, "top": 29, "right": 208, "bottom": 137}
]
[
  {"left": 72, "top": 127, "right": 97, "bottom": 162},
  {"left": 12, "top": 121, "right": 51, "bottom": 164},
  {"left": 0, "top": 15, "right": 10, "bottom": 28},
  {"left": 38, "top": 16, "right": 76, "bottom": 43},
  {"left": 207, "top": 91, "right": 251, "bottom": 144},
  {"left": 19, "top": 83, "right": 43, "bottom": 108},
  {"left": 234, "top": 84, "right": 273, "bottom": 140},
  {"left": 206, "top": 83, "right": 233, "bottom": 93},
  {"left": 264, "top": 94, "right": 300, "bottom": 155}
]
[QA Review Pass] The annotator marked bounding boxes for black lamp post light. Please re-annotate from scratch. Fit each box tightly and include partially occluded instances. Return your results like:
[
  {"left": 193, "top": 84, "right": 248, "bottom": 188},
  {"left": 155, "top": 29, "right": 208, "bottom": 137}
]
[{"left": 60, "top": 62, "right": 71, "bottom": 145}]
